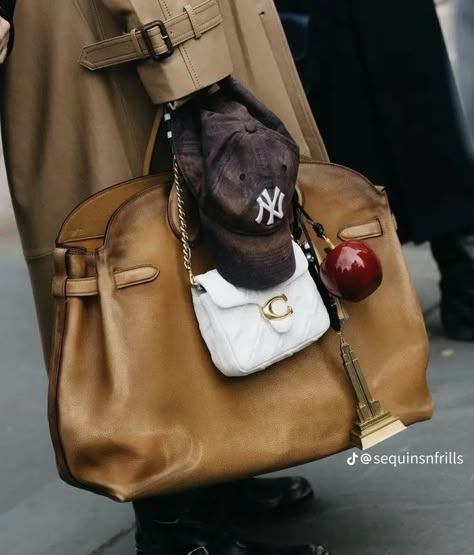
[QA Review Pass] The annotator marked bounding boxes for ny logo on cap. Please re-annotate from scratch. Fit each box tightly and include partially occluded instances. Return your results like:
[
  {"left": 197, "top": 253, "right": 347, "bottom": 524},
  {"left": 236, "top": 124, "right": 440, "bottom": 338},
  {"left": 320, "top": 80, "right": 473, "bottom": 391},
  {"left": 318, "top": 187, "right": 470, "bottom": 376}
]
[{"left": 255, "top": 187, "right": 285, "bottom": 226}]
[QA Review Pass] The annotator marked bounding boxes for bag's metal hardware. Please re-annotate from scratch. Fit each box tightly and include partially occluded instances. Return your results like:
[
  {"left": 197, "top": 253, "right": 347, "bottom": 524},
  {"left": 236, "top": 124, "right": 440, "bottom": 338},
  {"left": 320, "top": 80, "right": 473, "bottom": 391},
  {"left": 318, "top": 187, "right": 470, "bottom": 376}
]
[
  {"left": 173, "top": 155, "right": 198, "bottom": 288},
  {"left": 261, "top": 294, "right": 294, "bottom": 321},
  {"left": 141, "top": 20, "right": 175, "bottom": 60}
]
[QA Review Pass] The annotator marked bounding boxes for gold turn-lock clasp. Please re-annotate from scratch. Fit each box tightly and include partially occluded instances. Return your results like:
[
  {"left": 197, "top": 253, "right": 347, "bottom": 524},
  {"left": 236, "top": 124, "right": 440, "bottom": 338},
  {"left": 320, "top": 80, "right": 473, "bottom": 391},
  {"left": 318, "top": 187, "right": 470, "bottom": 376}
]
[{"left": 261, "top": 294, "right": 294, "bottom": 321}]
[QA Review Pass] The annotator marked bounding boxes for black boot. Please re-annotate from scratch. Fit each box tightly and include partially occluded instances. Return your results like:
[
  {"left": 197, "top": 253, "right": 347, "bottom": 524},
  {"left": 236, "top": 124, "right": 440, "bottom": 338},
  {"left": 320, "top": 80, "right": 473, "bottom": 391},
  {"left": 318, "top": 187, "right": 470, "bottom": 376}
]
[
  {"left": 431, "top": 232, "right": 474, "bottom": 340},
  {"left": 135, "top": 520, "right": 329, "bottom": 555},
  {"left": 221, "top": 476, "right": 313, "bottom": 515},
  {"left": 134, "top": 489, "right": 328, "bottom": 555},
  {"left": 134, "top": 520, "right": 210, "bottom": 555}
]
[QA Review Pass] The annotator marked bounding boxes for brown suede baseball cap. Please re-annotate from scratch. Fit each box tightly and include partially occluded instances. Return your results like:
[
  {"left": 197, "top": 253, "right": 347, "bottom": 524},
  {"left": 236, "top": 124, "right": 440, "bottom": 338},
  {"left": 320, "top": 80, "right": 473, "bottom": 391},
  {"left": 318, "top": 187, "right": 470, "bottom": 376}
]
[{"left": 169, "top": 77, "right": 299, "bottom": 290}]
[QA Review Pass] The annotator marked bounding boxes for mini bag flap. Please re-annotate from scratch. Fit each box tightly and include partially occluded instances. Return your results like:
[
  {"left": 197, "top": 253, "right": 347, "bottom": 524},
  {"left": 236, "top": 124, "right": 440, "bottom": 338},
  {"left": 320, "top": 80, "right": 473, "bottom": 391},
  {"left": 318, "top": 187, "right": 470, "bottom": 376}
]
[{"left": 194, "top": 242, "right": 309, "bottom": 311}]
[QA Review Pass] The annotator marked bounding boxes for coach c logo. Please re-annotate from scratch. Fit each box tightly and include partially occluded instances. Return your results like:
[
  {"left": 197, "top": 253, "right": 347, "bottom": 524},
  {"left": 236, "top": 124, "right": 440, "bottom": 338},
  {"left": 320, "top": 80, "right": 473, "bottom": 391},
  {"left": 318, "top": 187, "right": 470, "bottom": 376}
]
[{"left": 261, "top": 294, "right": 294, "bottom": 321}]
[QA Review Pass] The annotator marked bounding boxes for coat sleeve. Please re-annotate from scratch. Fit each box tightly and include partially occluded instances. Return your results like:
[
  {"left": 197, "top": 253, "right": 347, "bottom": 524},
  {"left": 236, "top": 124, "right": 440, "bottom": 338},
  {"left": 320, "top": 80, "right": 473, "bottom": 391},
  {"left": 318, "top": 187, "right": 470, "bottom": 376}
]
[{"left": 95, "top": 0, "right": 233, "bottom": 104}]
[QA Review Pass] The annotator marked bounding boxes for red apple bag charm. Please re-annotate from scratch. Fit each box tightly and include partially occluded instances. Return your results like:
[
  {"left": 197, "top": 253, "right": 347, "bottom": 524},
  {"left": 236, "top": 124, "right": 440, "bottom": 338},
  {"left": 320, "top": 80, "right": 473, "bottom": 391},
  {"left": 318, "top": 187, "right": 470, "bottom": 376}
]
[
  {"left": 320, "top": 238, "right": 383, "bottom": 302},
  {"left": 293, "top": 201, "right": 383, "bottom": 302}
]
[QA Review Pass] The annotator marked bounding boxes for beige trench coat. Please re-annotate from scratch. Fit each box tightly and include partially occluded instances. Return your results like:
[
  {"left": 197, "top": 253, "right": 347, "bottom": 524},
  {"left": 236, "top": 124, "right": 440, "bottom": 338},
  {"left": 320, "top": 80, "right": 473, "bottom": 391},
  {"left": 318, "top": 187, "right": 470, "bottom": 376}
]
[{"left": 1, "top": 0, "right": 327, "bottom": 365}]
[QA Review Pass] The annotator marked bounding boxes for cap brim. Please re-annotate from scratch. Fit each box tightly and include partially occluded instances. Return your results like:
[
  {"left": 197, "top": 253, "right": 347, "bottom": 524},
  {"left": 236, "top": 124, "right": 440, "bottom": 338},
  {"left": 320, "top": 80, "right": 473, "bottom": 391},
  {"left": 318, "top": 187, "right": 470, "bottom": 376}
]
[{"left": 202, "top": 215, "right": 296, "bottom": 290}]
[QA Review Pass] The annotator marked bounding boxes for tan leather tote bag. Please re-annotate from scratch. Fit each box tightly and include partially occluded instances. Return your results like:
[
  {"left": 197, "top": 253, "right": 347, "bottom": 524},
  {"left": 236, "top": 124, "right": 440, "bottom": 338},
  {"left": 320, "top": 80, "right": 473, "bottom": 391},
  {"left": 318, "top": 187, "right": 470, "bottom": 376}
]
[{"left": 48, "top": 158, "right": 433, "bottom": 502}]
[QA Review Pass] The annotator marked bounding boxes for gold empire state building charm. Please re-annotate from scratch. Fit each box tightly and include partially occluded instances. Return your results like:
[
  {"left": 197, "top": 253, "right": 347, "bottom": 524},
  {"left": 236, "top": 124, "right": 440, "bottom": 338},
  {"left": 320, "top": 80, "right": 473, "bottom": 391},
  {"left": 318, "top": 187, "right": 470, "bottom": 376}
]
[{"left": 339, "top": 333, "right": 406, "bottom": 450}]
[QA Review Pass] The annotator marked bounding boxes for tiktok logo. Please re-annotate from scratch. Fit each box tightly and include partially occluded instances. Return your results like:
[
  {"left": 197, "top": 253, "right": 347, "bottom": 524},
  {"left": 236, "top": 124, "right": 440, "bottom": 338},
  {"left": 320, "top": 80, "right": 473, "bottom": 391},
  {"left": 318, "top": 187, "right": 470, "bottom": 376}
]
[{"left": 346, "top": 452, "right": 359, "bottom": 466}]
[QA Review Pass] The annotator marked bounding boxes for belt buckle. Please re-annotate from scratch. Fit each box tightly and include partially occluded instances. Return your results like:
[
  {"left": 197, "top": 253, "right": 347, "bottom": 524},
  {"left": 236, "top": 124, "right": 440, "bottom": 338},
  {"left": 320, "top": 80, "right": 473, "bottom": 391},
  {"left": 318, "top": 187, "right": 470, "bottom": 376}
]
[{"left": 141, "top": 20, "right": 175, "bottom": 60}]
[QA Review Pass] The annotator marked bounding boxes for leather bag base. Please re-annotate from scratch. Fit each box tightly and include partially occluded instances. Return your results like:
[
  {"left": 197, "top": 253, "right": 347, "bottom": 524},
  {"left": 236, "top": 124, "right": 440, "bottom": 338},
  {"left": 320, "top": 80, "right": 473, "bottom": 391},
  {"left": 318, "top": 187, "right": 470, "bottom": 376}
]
[{"left": 48, "top": 162, "right": 432, "bottom": 502}]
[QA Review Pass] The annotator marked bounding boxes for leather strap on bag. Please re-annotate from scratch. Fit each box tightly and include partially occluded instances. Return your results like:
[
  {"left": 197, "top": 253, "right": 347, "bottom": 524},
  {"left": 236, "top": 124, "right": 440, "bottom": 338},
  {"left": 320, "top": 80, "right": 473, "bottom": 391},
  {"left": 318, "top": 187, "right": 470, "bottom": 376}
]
[{"left": 80, "top": 0, "right": 223, "bottom": 71}]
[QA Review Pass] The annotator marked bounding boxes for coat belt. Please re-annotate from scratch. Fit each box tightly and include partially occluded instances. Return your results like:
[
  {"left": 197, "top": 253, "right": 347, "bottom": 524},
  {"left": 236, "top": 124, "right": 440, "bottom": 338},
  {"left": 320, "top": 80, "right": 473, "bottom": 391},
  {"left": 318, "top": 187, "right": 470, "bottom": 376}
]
[{"left": 80, "top": 0, "right": 223, "bottom": 71}]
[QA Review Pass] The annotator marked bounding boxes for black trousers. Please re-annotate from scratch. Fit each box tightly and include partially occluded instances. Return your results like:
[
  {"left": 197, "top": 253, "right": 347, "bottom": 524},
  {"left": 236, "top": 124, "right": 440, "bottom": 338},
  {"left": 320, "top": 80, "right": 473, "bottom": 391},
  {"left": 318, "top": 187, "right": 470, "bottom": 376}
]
[
  {"left": 279, "top": 0, "right": 474, "bottom": 243},
  {"left": 133, "top": 490, "right": 198, "bottom": 523},
  {"left": 132, "top": 481, "right": 245, "bottom": 525}
]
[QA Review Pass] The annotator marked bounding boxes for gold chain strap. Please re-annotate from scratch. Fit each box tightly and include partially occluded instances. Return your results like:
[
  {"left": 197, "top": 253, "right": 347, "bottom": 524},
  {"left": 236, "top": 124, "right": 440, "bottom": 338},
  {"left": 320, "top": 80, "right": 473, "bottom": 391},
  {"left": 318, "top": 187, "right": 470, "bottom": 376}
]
[{"left": 173, "top": 155, "right": 198, "bottom": 288}]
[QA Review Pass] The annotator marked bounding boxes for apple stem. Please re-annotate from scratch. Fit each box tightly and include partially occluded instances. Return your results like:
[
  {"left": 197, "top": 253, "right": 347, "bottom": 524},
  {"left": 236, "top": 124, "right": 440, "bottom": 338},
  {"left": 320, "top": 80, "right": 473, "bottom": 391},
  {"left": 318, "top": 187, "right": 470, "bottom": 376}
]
[
  {"left": 323, "top": 236, "right": 336, "bottom": 250},
  {"left": 294, "top": 200, "right": 337, "bottom": 250}
]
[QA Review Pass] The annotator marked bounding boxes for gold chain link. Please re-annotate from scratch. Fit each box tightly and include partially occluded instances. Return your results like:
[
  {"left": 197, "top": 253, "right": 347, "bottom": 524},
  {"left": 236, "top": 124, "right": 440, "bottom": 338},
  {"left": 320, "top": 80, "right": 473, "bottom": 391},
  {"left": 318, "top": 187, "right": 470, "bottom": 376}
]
[{"left": 173, "top": 155, "right": 198, "bottom": 288}]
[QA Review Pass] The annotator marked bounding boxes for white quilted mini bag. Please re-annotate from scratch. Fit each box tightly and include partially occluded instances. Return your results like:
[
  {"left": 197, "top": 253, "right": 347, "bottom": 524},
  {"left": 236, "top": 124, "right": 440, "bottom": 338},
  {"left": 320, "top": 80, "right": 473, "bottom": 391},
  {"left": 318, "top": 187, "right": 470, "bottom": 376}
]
[{"left": 192, "top": 241, "right": 331, "bottom": 377}]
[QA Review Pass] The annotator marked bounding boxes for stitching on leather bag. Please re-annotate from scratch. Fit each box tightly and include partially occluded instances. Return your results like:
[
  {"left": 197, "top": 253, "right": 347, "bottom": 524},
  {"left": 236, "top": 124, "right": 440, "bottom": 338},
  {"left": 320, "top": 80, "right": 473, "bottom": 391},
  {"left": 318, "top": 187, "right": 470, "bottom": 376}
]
[
  {"left": 115, "top": 265, "right": 160, "bottom": 289},
  {"left": 65, "top": 265, "right": 159, "bottom": 296},
  {"left": 60, "top": 233, "right": 105, "bottom": 244},
  {"left": 57, "top": 175, "right": 164, "bottom": 245}
]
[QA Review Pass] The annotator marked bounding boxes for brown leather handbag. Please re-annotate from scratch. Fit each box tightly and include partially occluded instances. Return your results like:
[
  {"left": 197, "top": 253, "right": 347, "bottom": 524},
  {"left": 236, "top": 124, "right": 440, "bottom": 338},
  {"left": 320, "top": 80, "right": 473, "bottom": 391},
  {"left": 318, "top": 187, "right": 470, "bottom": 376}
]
[{"left": 48, "top": 159, "right": 432, "bottom": 502}]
